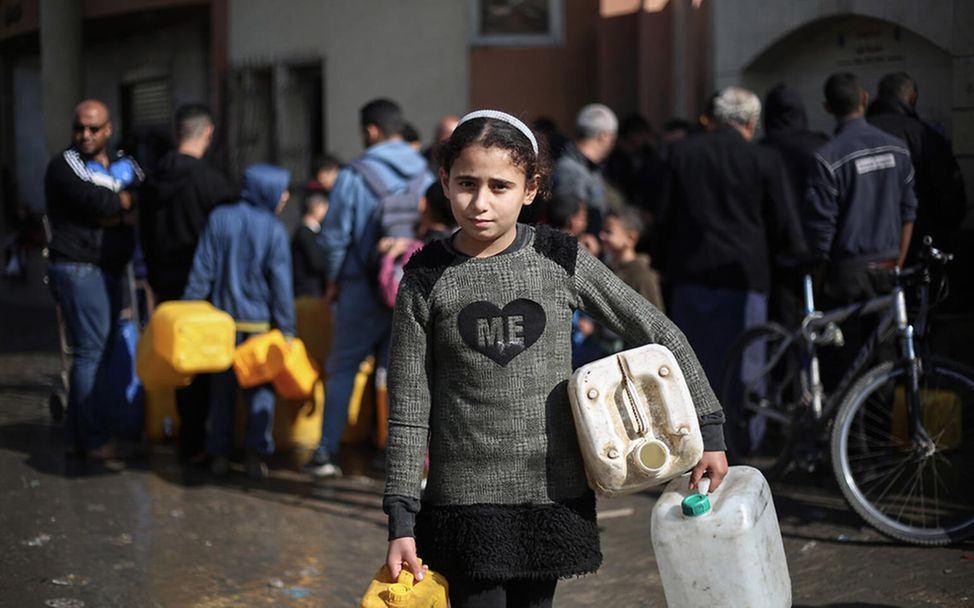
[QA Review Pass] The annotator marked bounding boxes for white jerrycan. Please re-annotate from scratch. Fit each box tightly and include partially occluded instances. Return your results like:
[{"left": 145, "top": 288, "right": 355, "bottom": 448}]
[
  {"left": 650, "top": 466, "right": 792, "bottom": 608},
  {"left": 568, "top": 344, "right": 703, "bottom": 497}
]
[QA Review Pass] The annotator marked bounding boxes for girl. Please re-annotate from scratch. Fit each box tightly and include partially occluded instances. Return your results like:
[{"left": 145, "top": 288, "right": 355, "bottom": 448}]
[{"left": 383, "top": 110, "right": 727, "bottom": 608}]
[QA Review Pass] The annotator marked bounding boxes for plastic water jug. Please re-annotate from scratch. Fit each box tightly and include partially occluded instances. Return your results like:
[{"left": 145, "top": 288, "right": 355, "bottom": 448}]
[
  {"left": 269, "top": 337, "right": 320, "bottom": 399},
  {"left": 233, "top": 330, "right": 287, "bottom": 388},
  {"left": 148, "top": 301, "right": 236, "bottom": 374},
  {"left": 360, "top": 561, "right": 449, "bottom": 608},
  {"left": 568, "top": 344, "right": 704, "bottom": 496},
  {"left": 136, "top": 321, "right": 192, "bottom": 388},
  {"left": 650, "top": 466, "right": 791, "bottom": 608}
]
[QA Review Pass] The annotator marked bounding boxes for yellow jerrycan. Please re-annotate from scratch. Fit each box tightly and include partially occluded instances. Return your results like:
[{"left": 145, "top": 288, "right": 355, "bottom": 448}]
[
  {"left": 269, "top": 337, "right": 320, "bottom": 400},
  {"left": 233, "top": 329, "right": 288, "bottom": 388},
  {"left": 149, "top": 301, "right": 236, "bottom": 374},
  {"left": 360, "top": 561, "right": 448, "bottom": 608},
  {"left": 136, "top": 321, "right": 192, "bottom": 388}
]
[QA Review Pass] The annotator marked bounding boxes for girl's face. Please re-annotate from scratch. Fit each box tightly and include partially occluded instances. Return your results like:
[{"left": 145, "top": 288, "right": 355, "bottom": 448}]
[{"left": 442, "top": 144, "right": 538, "bottom": 257}]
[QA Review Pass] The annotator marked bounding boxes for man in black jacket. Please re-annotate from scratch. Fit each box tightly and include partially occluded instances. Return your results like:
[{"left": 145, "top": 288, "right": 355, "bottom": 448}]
[
  {"left": 140, "top": 103, "right": 236, "bottom": 463},
  {"left": 141, "top": 103, "right": 236, "bottom": 302},
  {"left": 867, "top": 72, "right": 967, "bottom": 261},
  {"left": 45, "top": 99, "right": 136, "bottom": 460},
  {"left": 655, "top": 86, "right": 805, "bottom": 388},
  {"left": 759, "top": 83, "right": 828, "bottom": 329}
]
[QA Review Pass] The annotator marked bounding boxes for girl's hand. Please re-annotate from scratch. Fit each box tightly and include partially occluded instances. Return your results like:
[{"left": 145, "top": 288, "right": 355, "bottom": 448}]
[
  {"left": 689, "top": 451, "right": 729, "bottom": 493},
  {"left": 386, "top": 537, "right": 426, "bottom": 582}
]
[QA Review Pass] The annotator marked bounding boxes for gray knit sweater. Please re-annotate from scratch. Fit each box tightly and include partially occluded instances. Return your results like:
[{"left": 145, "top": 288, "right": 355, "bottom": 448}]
[{"left": 384, "top": 225, "right": 723, "bottom": 580}]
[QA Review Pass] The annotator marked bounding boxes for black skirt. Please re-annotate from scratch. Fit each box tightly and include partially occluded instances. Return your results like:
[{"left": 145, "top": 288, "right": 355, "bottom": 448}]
[{"left": 415, "top": 491, "right": 602, "bottom": 581}]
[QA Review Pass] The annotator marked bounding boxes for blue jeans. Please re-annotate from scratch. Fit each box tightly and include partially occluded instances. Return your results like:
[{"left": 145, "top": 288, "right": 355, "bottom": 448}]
[
  {"left": 671, "top": 284, "right": 768, "bottom": 392},
  {"left": 207, "top": 332, "right": 276, "bottom": 456},
  {"left": 48, "top": 262, "right": 123, "bottom": 451},
  {"left": 318, "top": 279, "right": 392, "bottom": 456}
]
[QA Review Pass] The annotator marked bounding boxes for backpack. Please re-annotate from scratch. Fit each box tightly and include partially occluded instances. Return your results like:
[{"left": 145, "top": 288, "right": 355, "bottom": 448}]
[
  {"left": 349, "top": 157, "right": 429, "bottom": 240},
  {"left": 348, "top": 158, "right": 429, "bottom": 307}
]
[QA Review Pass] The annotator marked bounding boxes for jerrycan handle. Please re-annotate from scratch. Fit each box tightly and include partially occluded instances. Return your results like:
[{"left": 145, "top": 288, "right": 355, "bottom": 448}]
[{"left": 617, "top": 355, "right": 653, "bottom": 438}]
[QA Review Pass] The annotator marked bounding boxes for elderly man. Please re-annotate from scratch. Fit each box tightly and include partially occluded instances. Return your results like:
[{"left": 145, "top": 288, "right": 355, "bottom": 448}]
[
  {"left": 553, "top": 103, "right": 618, "bottom": 232},
  {"left": 45, "top": 99, "right": 138, "bottom": 460},
  {"left": 655, "top": 87, "right": 805, "bottom": 387}
]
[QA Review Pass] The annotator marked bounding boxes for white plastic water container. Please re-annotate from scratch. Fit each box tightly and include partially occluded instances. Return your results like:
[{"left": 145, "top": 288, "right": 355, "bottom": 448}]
[
  {"left": 650, "top": 466, "right": 791, "bottom": 608},
  {"left": 568, "top": 344, "right": 704, "bottom": 497}
]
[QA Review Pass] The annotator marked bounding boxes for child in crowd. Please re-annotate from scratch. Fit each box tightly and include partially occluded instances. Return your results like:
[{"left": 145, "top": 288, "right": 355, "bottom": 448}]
[
  {"left": 600, "top": 207, "right": 665, "bottom": 313},
  {"left": 183, "top": 163, "right": 295, "bottom": 481},
  {"left": 312, "top": 154, "right": 342, "bottom": 193},
  {"left": 292, "top": 188, "right": 329, "bottom": 298},
  {"left": 383, "top": 110, "right": 727, "bottom": 607}
]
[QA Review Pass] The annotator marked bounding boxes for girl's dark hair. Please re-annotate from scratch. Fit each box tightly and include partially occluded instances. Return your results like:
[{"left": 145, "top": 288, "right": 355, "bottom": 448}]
[{"left": 435, "top": 116, "right": 553, "bottom": 199}]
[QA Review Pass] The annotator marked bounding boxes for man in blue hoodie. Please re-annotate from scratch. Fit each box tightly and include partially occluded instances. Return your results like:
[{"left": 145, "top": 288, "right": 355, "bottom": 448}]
[
  {"left": 307, "top": 98, "right": 432, "bottom": 478},
  {"left": 183, "top": 163, "right": 295, "bottom": 480}
]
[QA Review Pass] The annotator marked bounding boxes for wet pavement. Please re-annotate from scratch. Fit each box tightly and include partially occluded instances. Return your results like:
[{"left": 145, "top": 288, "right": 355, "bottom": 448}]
[{"left": 1, "top": 252, "right": 972, "bottom": 607}]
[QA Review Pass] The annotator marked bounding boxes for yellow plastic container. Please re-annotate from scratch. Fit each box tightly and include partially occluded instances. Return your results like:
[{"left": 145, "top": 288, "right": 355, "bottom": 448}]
[
  {"left": 136, "top": 323, "right": 192, "bottom": 388},
  {"left": 891, "top": 386, "right": 962, "bottom": 450},
  {"left": 295, "top": 296, "right": 332, "bottom": 368},
  {"left": 270, "top": 338, "right": 320, "bottom": 400},
  {"left": 150, "top": 301, "right": 236, "bottom": 374},
  {"left": 233, "top": 330, "right": 287, "bottom": 388},
  {"left": 360, "top": 562, "right": 448, "bottom": 608},
  {"left": 343, "top": 356, "right": 376, "bottom": 444},
  {"left": 144, "top": 386, "right": 179, "bottom": 441},
  {"left": 273, "top": 379, "right": 325, "bottom": 450}
]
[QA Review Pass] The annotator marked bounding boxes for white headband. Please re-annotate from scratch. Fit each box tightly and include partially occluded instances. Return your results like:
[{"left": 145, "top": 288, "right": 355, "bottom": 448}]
[{"left": 457, "top": 109, "right": 538, "bottom": 156}]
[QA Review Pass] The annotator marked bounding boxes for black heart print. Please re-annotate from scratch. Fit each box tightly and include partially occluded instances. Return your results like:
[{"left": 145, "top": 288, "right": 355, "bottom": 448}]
[{"left": 457, "top": 299, "right": 546, "bottom": 366}]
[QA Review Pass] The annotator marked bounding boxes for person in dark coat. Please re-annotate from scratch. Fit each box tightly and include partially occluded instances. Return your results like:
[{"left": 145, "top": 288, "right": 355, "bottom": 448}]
[
  {"left": 759, "top": 84, "right": 826, "bottom": 328},
  {"left": 654, "top": 86, "right": 806, "bottom": 389},
  {"left": 139, "top": 103, "right": 237, "bottom": 464},
  {"left": 867, "top": 72, "right": 967, "bottom": 262},
  {"left": 291, "top": 187, "right": 329, "bottom": 298}
]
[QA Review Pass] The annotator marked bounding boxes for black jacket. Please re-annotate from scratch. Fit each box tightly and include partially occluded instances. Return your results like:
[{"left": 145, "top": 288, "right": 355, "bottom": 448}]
[
  {"left": 867, "top": 97, "right": 967, "bottom": 255},
  {"left": 654, "top": 126, "right": 806, "bottom": 293},
  {"left": 140, "top": 151, "right": 236, "bottom": 300},
  {"left": 760, "top": 85, "right": 830, "bottom": 216},
  {"left": 804, "top": 119, "right": 917, "bottom": 264},
  {"left": 291, "top": 223, "right": 328, "bottom": 298},
  {"left": 44, "top": 148, "right": 132, "bottom": 272}
]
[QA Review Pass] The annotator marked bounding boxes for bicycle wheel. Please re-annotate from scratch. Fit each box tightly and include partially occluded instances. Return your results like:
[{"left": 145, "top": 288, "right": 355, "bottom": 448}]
[
  {"left": 719, "top": 322, "right": 801, "bottom": 478},
  {"left": 831, "top": 357, "right": 974, "bottom": 545}
]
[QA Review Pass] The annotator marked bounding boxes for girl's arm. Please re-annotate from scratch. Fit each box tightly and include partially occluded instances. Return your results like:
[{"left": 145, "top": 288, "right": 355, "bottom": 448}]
[
  {"left": 572, "top": 245, "right": 729, "bottom": 489},
  {"left": 383, "top": 272, "right": 433, "bottom": 578}
]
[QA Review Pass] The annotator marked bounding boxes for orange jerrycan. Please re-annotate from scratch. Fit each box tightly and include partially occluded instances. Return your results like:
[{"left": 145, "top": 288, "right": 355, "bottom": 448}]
[
  {"left": 360, "top": 561, "right": 448, "bottom": 608},
  {"left": 270, "top": 337, "right": 320, "bottom": 400},
  {"left": 233, "top": 330, "right": 287, "bottom": 388},
  {"left": 150, "top": 301, "right": 236, "bottom": 374}
]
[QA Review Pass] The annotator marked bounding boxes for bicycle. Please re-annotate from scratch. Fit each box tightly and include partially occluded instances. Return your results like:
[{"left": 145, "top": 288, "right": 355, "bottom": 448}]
[{"left": 718, "top": 238, "right": 974, "bottom": 545}]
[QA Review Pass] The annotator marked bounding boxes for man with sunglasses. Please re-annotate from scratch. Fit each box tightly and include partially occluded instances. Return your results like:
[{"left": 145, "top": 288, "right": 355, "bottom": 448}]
[{"left": 45, "top": 99, "right": 140, "bottom": 461}]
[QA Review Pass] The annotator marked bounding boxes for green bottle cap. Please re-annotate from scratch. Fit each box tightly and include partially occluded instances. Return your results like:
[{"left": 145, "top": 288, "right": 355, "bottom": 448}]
[{"left": 681, "top": 493, "right": 711, "bottom": 517}]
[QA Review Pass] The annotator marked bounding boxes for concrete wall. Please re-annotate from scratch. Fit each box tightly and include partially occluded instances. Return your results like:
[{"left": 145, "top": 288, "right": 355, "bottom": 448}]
[
  {"left": 740, "top": 15, "right": 953, "bottom": 137},
  {"left": 227, "top": 0, "right": 469, "bottom": 163}
]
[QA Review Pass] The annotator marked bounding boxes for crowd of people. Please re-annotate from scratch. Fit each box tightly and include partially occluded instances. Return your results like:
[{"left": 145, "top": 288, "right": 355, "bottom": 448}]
[
  {"left": 39, "top": 67, "right": 968, "bottom": 607},
  {"left": 43, "top": 69, "right": 965, "bottom": 481}
]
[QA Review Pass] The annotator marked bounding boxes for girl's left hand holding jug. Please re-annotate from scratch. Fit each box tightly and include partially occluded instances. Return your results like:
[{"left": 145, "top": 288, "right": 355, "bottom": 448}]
[{"left": 386, "top": 537, "right": 427, "bottom": 581}]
